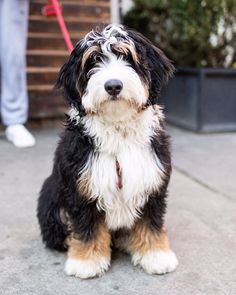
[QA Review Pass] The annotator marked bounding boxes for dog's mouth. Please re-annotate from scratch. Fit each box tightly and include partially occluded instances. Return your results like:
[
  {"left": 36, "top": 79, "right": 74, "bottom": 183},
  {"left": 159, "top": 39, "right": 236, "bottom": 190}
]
[
  {"left": 97, "top": 99, "right": 139, "bottom": 122},
  {"left": 83, "top": 90, "right": 148, "bottom": 118},
  {"left": 97, "top": 95, "right": 148, "bottom": 116},
  {"left": 109, "top": 94, "right": 121, "bottom": 101}
]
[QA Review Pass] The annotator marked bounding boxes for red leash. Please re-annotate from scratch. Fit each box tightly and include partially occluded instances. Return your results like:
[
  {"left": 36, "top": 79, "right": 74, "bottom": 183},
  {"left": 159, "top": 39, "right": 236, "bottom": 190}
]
[{"left": 42, "top": 0, "right": 74, "bottom": 53}]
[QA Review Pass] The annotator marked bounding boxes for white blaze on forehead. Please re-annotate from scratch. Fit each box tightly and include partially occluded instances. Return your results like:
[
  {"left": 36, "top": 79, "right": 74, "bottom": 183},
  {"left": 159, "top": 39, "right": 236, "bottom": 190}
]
[
  {"left": 81, "top": 24, "right": 131, "bottom": 49},
  {"left": 103, "top": 24, "right": 128, "bottom": 38},
  {"left": 80, "top": 24, "right": 138, "bottom": 67}
]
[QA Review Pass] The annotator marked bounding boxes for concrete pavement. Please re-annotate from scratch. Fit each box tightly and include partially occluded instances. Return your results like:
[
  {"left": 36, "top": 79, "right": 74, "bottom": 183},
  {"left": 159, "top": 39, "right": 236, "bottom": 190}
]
[{"left": 0, "top": 127, "right": 235, "bottom": 295}]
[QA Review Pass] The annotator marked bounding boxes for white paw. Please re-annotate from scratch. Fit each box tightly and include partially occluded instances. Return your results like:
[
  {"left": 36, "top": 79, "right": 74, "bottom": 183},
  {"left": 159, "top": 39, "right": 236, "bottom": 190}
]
[
  {"left": 65, "top": 256, "right": 110, "bottom": 279},
  {"left": 132, "top": 250, "right": 178, "bottom": 275}
]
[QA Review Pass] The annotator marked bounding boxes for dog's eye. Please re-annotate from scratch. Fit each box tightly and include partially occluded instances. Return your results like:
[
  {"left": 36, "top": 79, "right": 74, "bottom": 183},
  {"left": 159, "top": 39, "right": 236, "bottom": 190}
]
[
  {"left": 117, "top": 51, "right": 134, "bottom": 64},
  {"left": 90, "top": 54, "right": 103, "bottom": 64},
  {"left": 83, "top": 54, "right": 101, "bottom": 68}
]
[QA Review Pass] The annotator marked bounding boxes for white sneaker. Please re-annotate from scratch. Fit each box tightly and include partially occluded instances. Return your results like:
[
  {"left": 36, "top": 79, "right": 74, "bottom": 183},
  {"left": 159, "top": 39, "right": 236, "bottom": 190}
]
[{"left": 5, "top": 124, "right": 36, "bottom": 148}]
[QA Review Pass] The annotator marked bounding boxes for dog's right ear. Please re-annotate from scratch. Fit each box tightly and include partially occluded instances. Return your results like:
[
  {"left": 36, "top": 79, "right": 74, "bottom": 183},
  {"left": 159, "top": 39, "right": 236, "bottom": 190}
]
[{"left": 56, "top": 41, "right": 87, "bottom": 116}]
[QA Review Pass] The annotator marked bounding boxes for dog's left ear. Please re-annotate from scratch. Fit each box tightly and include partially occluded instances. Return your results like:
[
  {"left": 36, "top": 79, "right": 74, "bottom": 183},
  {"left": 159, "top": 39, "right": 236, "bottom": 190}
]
[
  {"left": 128, "top": 29, "right": 175, "bottom": 105},
  {"left": 56, "top": 41, "right": 86, "bottom": 116},
  {"left": 147, "top": 45, "right": 175, "bottom": 104}
]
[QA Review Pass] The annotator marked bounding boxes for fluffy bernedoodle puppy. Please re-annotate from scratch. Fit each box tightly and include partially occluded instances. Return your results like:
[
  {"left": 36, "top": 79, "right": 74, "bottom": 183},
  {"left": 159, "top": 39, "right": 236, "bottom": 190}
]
[{"left": 37, "top": 24, "right": 178, "bottom": 279}]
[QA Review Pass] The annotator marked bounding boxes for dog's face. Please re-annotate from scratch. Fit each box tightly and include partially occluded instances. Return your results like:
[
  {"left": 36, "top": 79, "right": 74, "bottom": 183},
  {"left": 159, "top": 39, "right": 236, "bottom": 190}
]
[{"left": 57, "top": 25, "right": 174, "bottom": 118}]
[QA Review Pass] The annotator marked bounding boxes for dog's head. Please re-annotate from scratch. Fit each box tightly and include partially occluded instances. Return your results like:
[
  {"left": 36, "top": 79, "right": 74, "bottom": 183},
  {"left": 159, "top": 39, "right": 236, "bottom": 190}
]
[{"left": 57, "top": 24, "right": 174, "bottom": 119}]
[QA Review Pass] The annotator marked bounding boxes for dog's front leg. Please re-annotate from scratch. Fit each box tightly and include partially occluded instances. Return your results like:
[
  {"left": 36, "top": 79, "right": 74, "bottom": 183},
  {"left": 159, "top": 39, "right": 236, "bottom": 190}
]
[
  {"left": 130, "top": 195, "right": 178, "bottom": 275},
  {"left": 130, "top": 221, "right": 178, "bottom": 275},
  {"left": 130, "top": 223, "right": 178, "bottom": 274},
  {"left": 65, "top": 219, "right": 111, "bottom": 279}
]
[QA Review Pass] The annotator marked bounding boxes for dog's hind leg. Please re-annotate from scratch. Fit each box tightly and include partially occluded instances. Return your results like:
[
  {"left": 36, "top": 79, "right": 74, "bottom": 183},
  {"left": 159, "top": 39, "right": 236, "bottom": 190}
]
[{"left": 37, "top": 175, "right": 68, "bottom": 252}]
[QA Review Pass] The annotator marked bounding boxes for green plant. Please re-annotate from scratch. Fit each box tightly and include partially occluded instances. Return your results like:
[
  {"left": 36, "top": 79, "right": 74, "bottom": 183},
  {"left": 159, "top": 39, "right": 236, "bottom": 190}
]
[{"left": 123, "top": 0, "right": 236, "bottom": 67}]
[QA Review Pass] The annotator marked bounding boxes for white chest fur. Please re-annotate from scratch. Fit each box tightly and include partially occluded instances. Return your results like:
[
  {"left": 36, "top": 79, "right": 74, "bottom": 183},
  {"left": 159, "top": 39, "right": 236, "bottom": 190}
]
[{"left": 79, "top": 105, "right": 165, "bottom": 230}]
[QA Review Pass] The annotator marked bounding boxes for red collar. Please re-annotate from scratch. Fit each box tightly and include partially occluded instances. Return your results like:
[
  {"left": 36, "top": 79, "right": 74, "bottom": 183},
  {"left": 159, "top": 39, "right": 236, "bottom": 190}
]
[{"left": 116, "top": 159, "right": 123, "bottom": 189}]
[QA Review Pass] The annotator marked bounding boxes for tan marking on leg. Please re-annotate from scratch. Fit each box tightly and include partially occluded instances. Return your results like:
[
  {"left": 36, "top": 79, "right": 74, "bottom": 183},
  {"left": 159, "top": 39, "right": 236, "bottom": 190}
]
[
  {"left": 65, "top": 221, "right": 111, "bottom": 278},
  {"left": 67, "top": 221, "right": 111, "bottom": 261},
  {"left": 130, "top": 220, "right": 170, "bottom": 255},
  {"left": 130, "top": 220, "right": 178, "bottom": 274}
]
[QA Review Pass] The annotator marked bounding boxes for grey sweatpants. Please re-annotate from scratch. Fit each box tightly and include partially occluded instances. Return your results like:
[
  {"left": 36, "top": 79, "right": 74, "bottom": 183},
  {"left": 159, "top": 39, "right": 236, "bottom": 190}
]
[{"left": 0, "top": 0, "right": 29, "bottom": 126}]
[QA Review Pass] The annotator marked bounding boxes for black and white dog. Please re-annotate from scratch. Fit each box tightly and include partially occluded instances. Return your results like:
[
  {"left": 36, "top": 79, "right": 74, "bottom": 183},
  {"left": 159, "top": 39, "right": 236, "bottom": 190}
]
[{"left": 37, "top": 24, "right": 178, "bottom": 279}]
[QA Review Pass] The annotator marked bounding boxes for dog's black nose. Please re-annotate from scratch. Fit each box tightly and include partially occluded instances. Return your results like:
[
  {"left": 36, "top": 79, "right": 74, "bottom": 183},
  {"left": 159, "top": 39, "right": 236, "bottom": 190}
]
[{"left": 104, "top": 79, "right": 123, "bottom": 96}]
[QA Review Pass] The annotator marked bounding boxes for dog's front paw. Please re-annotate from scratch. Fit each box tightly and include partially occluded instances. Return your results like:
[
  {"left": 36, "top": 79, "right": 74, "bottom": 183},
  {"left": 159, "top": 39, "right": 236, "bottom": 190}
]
[
  {"left": 132, "top": 250, "right": 178, "bottom": 275},
  {"left": 65, "top": 257, "right": 110, "bottom": 279}
]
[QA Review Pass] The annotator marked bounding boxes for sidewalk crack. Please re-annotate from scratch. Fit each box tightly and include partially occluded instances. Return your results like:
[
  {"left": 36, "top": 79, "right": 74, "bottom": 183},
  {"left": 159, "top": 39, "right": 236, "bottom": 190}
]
[{"left": 173, "top": 165, "right": 235, "bottom": 203}]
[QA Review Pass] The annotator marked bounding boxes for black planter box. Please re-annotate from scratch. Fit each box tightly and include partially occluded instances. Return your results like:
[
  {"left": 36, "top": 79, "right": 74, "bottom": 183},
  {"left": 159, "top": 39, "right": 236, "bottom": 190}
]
[{"left": 160, "top": 68, "right": 236, "bottom": 132}]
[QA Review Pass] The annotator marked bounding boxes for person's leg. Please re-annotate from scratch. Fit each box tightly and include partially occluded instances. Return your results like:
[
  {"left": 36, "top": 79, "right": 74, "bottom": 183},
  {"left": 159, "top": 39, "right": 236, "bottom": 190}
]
[
  {"left": 1, "top": 0, "right": 29, "bottom": 125},
  {"left": 1, "top": 0, "right": 35, "bottom": 147}
]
